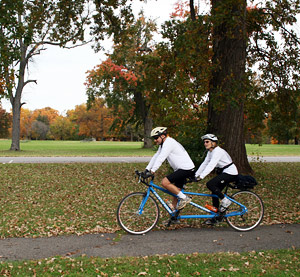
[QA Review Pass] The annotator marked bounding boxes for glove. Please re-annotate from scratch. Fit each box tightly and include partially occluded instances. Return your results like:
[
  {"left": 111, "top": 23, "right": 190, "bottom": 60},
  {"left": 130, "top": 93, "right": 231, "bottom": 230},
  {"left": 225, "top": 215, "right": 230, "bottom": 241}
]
[
  {"left": 195, "top": 176, "right": 202, "bottom": 181},
  {"left": 143, "top": 169, "right": 149, "bottom": 174},
  {"left": 141, "top": 169, "right": 153, "bottom": 179}
]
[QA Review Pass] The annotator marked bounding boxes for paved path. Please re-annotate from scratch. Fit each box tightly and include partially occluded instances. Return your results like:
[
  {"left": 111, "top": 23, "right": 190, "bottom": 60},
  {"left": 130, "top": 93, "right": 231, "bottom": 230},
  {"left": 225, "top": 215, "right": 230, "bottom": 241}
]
[
  {"left": 0, "top": 224, "right": 298, "bottom": 261},
  {"left": 1, "top": 156, "right": 300, "bottom": 163},
  {"left": 0, "top": 157, "right": 151, "bottom": 164}
]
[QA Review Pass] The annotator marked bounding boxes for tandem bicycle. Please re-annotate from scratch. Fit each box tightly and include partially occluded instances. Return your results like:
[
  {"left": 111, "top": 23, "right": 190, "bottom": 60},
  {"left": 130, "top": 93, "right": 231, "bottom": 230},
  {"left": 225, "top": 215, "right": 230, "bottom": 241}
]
[{"left": 116, "top": 171, "right": 264, "bottom": 235}]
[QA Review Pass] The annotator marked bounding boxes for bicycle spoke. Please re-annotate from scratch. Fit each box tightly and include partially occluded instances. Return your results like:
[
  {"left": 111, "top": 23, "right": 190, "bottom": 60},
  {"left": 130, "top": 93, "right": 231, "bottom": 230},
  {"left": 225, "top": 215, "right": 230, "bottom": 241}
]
[
  {"left": 226, "top": 190, "right": 264, "bottom": 231},
  {"left": 117, "top": 192, "right": 160, "bottom": 235}
]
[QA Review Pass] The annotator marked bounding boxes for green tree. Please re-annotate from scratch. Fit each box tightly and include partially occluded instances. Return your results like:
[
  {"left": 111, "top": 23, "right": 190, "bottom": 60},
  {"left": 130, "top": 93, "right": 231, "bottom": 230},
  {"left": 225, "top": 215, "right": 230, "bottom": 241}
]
[
  {"left": 183, "top": 0, "right": 300, "bottom": 173},
  {"left": 0, "top": 0, "right": 90, "bottom": 150},
  {"left": 86, "top": 13, "right": 159, "bottom": 148},
  {"left": 267, "top": 90, "right": 300, "bottom": 144},
  {"left": 50, "top": 115, "right": 78, "bottom": 140},
  {"left": 247, "top": 1, "right": 300, "bottom": 145},
  {"left": 0, "top": 0, "right": 136, "bottom": 150}
]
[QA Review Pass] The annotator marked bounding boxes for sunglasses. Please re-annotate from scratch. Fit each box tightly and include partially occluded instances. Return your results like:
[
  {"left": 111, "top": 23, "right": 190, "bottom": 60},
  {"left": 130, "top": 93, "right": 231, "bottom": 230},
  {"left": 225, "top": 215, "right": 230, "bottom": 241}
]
[
  {"left": 153, "top": 135, "right": 160, "bottom": 140},
  {"left": 204, "top": 140, "right": 211, "bottom": 144}
]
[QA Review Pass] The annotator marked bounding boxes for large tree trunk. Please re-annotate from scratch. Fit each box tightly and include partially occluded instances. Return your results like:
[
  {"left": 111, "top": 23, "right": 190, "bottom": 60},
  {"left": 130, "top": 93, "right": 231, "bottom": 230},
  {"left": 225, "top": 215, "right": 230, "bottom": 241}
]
[
  {"left": 143, "top": 115, "right": 153, "bottom": 148},
  {"left": 10, "top": 94, "right": 22, "bottom": 151},
  {"left": 10, "top": 41, "right": 27, "bottom": 151},
  {"left": 134, "top": 89, "right": 153, "bottom": 148},
  {"left": 208, "top": 0, "right": 253, "bottom": 174}
]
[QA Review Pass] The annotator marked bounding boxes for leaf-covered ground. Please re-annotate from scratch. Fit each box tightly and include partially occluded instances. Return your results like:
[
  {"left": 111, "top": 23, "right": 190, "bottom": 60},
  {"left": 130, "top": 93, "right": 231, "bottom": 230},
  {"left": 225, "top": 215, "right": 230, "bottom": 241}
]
[{"left": 0, "top": 162, "right": 299, "bottom": 238}]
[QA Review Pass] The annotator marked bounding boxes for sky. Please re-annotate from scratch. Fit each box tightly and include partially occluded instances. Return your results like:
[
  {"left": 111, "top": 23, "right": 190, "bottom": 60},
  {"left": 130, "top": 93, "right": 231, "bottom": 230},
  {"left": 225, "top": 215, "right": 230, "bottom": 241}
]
[{"left": 1, "top": 0, "right": 179, "bottom": 115}]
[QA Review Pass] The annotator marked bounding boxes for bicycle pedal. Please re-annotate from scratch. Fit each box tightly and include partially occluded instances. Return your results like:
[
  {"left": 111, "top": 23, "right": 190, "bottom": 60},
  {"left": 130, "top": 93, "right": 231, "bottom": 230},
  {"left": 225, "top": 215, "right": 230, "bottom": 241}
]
[
  {"left": 215, "top": 216, "right": 224, "bottom": 223},
  {"left": 170, "top": 219, "right": 180, "bottom": 224},
  {"left": 164, "top": 218, "right": 180, "bottom": 227}
]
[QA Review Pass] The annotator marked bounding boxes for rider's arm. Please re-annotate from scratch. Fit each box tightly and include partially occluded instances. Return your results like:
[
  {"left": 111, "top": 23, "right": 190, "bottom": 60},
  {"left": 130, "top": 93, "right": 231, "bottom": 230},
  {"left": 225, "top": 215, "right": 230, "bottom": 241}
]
[
  {"left": 148, "top": 139, "right": 173, "bottom": 173},
  {"left": 195, "top": 153, "right": 210, "bottom": 179},
  {"left": 146, "top": 146, "right": 162, "bottom": 173},
  {"left": 195, "top": 149, "right": 222, "bottom": 179}
]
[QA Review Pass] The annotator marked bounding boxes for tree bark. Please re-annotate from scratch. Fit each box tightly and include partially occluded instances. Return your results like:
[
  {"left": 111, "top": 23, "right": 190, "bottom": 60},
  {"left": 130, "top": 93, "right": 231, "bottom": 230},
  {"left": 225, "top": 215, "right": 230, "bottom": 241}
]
[
  {"left": 134, "top": 89, "right": 153, "bottom": 148},
  {"left": 143, "top": 116, "right": 153, "bottom": 148},
  {"left": 10, "top": 40, "right": 27, "bottom": 151},
  {"left": 208, "top": 0, "right": 253, "bottom": 174}
]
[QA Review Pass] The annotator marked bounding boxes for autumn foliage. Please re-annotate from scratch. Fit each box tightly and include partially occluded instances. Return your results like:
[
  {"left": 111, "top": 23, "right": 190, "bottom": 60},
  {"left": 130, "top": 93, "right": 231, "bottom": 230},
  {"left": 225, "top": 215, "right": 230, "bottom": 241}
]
[
  {"left": 86, "top": 59, "right": 139, "bottom": 87},
  {"left": 1, "top": 98, "right": 139, "bottom": 141}
]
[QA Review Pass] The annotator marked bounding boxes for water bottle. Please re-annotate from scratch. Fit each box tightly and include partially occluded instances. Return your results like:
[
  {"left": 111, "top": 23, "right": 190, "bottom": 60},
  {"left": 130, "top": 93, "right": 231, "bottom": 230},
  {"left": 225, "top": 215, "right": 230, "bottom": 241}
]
[
  {"left": 165, "top": 199, "right": 175, "bottom": 211},
  {"left": 205, "top": 203, "right": 218, "bottom": 212}
]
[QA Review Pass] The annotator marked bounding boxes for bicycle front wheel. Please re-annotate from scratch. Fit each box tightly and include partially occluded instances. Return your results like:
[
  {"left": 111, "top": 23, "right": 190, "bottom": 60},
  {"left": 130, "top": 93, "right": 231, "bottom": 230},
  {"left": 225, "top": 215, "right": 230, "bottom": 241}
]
[
  {"left": 226, "top": 190, "right": 264, "bottom": 232},
  {"left": 117, "top": 192, "right": 160, "bottom": 235}
]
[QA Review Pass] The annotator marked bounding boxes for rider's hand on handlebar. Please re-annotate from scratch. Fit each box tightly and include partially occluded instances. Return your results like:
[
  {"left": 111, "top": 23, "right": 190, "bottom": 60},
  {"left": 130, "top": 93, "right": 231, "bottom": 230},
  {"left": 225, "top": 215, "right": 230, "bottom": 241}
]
[
  {"left": 190, "top": 176, "right": 201, "bottom": 182},
  {"left": 141, "top": 169, "right": 154, "bottom": 179}
]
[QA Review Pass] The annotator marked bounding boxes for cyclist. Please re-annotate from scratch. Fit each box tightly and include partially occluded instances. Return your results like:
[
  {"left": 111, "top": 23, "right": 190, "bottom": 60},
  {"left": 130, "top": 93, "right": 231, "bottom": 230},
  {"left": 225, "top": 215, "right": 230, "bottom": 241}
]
[
  {"left": 195, "top": 134, "right": 238, "bottom": 225},
  {"left": 144, "top": 127, "right": 195, "bottom": 210}
]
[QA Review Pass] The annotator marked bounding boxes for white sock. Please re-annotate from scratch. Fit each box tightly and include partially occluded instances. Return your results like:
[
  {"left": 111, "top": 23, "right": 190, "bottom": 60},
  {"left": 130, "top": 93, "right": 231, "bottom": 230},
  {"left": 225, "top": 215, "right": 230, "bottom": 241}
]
[{"left": 177, "top": 191, "right": 186, "bottom": 199}]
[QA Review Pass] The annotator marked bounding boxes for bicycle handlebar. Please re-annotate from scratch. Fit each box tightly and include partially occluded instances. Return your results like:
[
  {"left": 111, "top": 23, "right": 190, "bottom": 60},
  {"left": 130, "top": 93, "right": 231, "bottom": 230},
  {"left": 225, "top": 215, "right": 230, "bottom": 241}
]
[{"left": 135, "top": 170, "right": 154, "bottom": 183}]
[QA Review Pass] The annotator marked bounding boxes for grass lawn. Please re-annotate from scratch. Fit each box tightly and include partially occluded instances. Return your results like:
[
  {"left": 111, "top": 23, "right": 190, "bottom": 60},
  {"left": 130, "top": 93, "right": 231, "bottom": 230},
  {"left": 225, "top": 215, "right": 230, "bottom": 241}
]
[
  {"left": 0, "top": 162, "right": 299, "bottom": 274},
  {"left": 0, "top": 140, "right": 154, "bottom": 157},
  {"left": 0, "top": 249, "right": 299, "bottom": 276},
  {"left": 0, "top": 139, "right": 299, "bottom": 156},
  {"left": 246, "top": 144, "right": 300, "bottom": 156}
]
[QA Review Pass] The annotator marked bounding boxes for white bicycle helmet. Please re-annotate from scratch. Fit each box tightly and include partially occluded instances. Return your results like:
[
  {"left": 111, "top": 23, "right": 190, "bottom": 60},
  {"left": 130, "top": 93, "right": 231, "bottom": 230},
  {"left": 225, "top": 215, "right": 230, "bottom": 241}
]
[
  {"left": 151, "top": 127, "right": 167, "bottom": 137},
  {"left": 201, "top": 133, "right": 218, "bottom": 142}
]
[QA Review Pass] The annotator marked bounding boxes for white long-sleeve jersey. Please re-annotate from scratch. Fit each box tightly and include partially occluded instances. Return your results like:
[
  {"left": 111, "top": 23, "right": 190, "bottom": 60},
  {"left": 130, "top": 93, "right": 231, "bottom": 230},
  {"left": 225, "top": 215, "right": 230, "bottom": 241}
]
[
  {"left": 146, "top": 137, "right": 195, "bottom": 173},
  {"left": 195, "top": 146, "right": 238, "bottom": 179}
]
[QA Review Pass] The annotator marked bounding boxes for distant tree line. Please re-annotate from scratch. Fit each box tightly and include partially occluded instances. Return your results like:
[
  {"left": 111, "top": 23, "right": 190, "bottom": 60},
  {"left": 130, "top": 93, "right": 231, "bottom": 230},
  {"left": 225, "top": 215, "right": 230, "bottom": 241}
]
[
  {"left": 0, "top": 98, "right": 298, "bottom": 145},
  {"left": 0, "top": 99, "right": 142, "bottom": 141}
]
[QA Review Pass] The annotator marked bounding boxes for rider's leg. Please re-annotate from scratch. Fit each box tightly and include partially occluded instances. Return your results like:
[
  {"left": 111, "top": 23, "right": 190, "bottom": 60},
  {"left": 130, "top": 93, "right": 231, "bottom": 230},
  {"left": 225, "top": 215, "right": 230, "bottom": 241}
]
[
  {"left": 206, "top": 175, "right": 226, "bottom": 208},
  {"left": 162, "top": 177, "right": 180, "bottom": 194},
  {"left": 161, "top": 178, "right": 182, "bottom": 209},
  {"left": 162, "top": 169, "right": 194, "bottom": 210},
  {"left": 172, "top": 196, "right": 178, "bottom": 208},
  {"left": 207, "top": 173, "right": 238, "bottom": 208}
]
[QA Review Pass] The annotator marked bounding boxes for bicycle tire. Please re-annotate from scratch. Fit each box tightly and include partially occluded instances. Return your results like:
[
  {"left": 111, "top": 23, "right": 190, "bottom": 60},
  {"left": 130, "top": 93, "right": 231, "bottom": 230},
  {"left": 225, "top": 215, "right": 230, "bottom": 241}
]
[
  {"left": 117, "top": 192, "right": 160, "bottom": 235},
  {"left": 226, "top": 190, "right": 264, "bottom": 232}
]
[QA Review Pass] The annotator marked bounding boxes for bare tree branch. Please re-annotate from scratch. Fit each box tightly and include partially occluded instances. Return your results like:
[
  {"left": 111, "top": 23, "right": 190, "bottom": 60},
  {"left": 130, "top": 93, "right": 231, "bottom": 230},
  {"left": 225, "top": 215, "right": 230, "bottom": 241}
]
[{"left": 24, "top": 80, "right": 37, "bottom": 87}]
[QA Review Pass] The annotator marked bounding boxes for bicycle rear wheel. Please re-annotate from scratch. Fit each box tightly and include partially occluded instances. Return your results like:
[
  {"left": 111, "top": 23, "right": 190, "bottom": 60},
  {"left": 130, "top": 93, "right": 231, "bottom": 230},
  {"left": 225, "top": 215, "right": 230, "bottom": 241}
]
[
  {"left": 226, "top": 190, "right": 264, "bottom": 232},
  {"left": 117, "top": 192, "right": 160, "bottom": 235}
]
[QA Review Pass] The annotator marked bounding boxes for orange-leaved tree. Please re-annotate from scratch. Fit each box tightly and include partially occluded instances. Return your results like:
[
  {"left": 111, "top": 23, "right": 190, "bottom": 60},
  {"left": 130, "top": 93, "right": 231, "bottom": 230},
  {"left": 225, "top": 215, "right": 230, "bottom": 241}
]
[
  {"left": 69, "top": 98, "right": 114, "bottom": 141},
  {"left": 85, "top": 13, "right": 160, "bottom": 148}
]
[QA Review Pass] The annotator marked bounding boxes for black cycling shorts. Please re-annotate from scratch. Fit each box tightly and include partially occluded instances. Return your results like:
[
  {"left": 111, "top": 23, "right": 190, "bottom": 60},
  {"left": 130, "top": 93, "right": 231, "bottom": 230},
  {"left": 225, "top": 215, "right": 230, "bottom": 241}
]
[{"left": 166, "top": 169, "right": 195, "bottom": 189}]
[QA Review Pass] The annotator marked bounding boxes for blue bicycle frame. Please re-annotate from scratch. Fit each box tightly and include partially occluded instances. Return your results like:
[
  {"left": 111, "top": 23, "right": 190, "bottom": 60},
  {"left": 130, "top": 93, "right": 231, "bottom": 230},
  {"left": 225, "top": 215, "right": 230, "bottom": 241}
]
[{"left": 139, "top": 179, "right": 248, "bottom": 220}]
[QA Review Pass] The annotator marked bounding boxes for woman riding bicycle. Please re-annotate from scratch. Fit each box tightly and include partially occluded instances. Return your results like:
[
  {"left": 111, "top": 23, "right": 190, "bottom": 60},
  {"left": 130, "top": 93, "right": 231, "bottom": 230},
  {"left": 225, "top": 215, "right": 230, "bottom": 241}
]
[
  {"left": 195, "top": 134, "right": 238, "bottom": 225},
  {"left": 144, "top": 127, "right": 195, "bottom": 210}
]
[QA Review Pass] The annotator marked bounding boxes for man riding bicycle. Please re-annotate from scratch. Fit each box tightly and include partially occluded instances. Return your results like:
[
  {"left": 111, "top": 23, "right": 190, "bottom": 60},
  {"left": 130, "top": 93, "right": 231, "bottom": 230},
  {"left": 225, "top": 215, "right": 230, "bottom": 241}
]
[{"left": 144, "top": 127, "right": 195, "bottom": 210}]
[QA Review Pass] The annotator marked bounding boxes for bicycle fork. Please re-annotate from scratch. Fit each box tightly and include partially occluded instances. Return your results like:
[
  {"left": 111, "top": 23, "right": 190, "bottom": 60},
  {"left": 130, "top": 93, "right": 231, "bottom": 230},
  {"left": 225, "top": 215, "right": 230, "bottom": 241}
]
[
  {"left": 138, "top": 189, "right": 151, "bottom": 215},
  {"left": 139, "top": 187, "right": 177, "bottom": 216}
]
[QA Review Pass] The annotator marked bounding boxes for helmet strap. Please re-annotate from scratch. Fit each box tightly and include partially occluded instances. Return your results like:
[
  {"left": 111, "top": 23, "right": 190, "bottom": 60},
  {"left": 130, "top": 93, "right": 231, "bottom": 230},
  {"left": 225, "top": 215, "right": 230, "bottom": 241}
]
[{"left": 159, "top": 134, "right": 167, "bottom": 146}]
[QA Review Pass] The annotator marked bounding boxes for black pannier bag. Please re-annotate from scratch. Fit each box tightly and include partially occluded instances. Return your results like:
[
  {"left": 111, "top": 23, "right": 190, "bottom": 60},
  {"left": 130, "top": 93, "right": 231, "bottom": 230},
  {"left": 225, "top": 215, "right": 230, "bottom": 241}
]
[{"left": 233, "top": 174, "right": 258, "bottom": 190}]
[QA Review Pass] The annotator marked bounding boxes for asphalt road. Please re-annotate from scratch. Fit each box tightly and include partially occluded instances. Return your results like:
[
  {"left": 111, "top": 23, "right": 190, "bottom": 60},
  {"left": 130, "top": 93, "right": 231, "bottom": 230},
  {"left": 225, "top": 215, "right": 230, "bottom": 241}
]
[
  {"left": 0, "top": 224, "right": 299, "bottom": 261},
  {"left": 1, "top": 156, "right": 300, "bottom": 163}
]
